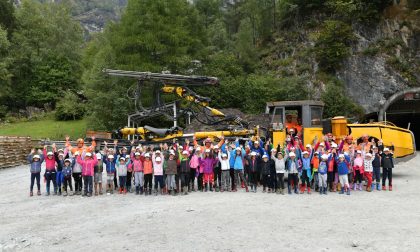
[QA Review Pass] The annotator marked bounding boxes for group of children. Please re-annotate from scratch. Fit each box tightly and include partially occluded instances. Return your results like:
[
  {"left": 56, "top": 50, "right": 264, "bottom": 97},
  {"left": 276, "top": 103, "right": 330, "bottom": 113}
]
[{"left": 27, "top": 133, "right": 395, "bottom": 197}]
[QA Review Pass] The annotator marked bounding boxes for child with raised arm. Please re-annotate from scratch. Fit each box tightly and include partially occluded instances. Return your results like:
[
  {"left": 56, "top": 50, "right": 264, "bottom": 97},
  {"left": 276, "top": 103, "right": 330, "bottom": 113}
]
[
  {"left": 77, "top": 152, "right": 98, "bottom": 197},
  {"left": 218, "top": 150, "right": 231, "bottom": 192},
  {"left": 28, "top": 149, "right": 44, "bottom": 196},
  {"left": 62, "top": 158, "right": 73, "bottom": 196},
  {"left": 271, "top": 149, "right": 286, "bottom": 195},
  {"left": 43, "top": 146, "right": 58, "bottom": 196},
  {"left": 336, "top": 153, "right": 351, "bottom": 195}
]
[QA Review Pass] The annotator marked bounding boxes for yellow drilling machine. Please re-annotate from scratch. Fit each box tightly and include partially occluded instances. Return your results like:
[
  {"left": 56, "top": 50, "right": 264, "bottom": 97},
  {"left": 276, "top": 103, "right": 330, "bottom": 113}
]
[{"left": 104, "top": 69, "right": 416, "bottom": 159}]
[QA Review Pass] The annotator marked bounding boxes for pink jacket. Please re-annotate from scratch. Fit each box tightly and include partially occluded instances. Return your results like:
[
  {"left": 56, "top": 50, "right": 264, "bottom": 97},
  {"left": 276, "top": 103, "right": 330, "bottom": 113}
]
[
  {"left": 353, "top": 156, "right": 364, "bottom": 174},
  {"left": 43, "top": 149, "right": 56, "bottom": 171},
  {"left": 189, "top": 154, "right": 200, "bottom": 169},
  {"left": 131, "top": 158, "right": 144, "bottom": 172},
  {"left": 77, "top": 156, "right": 98, "bottom": 176}
]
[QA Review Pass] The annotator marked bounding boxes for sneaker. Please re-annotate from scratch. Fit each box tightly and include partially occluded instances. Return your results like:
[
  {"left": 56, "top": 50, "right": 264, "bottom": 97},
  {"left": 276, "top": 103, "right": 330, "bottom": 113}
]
[
  {"left": 389, "top": 185, "right": 393, "bottom": 191},
  {"left": 30, "top": 191, "right": 33, "bottom": 197},
  {"left": 37, "top": 190, "right": 41, "bottom": 196},
  {"left": 382, "top": 185, "right": 386, "bottom": 191}
]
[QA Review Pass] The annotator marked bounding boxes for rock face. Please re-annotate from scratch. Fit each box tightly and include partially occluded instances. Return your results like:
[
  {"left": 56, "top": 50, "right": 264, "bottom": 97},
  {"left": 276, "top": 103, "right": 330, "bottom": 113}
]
[
  {"left": 337, "top": 3, "right": 420, "bottom": 114},
  {"left": 338, "top": 55, "right": 406, "bottom": 113}
]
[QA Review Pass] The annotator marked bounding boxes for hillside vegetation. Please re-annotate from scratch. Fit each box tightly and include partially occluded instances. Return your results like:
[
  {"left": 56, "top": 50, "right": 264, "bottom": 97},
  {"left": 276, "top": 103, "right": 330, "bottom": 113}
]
[{"left": 1, "top": 0, "right": 419, "bottom": 133}]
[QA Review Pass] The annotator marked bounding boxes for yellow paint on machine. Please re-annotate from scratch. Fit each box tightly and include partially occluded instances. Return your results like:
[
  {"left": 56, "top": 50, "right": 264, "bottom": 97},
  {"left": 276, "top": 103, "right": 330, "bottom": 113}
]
[
  {"left": 303, "top": 128, "right": 324, "bottom": 146},
  {"left": 348, "top": 124, "right": 415, "bottom": 158},
  {"left": 272, "top": 130, "right": 286, "bottom": 148}
]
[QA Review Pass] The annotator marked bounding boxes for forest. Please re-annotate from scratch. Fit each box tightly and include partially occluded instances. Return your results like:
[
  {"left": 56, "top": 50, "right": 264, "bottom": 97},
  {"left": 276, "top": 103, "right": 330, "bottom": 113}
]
[{"left": 1, "top": 0, "right": 414, "bottom": 131}]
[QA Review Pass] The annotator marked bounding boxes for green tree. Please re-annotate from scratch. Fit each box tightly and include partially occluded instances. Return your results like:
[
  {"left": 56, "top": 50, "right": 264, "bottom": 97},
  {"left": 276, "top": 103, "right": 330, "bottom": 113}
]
[
  {"left": 313, "top": 20, "right": 355, "bottom": 73},
  {"left": 7, "top": 0, "right": 83, "bottom": 109},
  {"left": 83, "top": 0, "right": 210, "bottom": 130},
  {"left": 0, "top": 0, "right": 16, "bottom": 38},
  {"left": 0, "top": 26, "right": 11, "bottom": 108},
  {"left": 109, "top": 0, "right": 205, "bottom": 72},
  {"left": 55, "top": 90, "right": 85, "bottom": 120},
  {"left": 321, "top": 79, "right": 364, "bottom": 119}
]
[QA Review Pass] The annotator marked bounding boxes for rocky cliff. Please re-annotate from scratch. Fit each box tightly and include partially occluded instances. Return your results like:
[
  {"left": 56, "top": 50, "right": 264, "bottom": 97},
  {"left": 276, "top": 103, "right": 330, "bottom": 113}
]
[{"left": 338, "top": 1, "right": 420, "bottom": 113}]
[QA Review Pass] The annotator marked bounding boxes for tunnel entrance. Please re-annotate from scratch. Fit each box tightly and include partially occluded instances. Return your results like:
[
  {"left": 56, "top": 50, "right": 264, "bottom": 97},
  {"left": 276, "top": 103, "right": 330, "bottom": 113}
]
[{"left": 385, "top": 97, "right": 420, "bottom": 150}]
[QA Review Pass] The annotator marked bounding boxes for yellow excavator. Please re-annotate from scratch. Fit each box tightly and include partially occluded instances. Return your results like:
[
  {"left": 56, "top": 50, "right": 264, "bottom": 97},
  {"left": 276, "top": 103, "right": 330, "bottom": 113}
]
[{"left": 105, "top": 69, "right": 416, "bottom": 159}]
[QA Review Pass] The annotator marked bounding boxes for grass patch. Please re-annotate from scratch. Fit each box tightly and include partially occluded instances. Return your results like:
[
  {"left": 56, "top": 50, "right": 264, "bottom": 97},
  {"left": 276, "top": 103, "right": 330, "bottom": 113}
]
[{"left": 0, "top": 118, "right": 87, "bottom": 140}]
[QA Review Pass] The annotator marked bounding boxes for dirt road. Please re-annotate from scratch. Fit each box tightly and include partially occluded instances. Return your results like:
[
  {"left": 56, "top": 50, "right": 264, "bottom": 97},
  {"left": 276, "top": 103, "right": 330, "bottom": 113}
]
[{"left": 0, "top": 154, "right": 419, "bottom": 251}]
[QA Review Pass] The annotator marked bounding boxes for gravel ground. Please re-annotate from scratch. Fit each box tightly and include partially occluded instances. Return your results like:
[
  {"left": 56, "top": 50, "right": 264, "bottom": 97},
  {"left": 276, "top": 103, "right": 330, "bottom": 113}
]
[{"left": 0, "top": 154, "right": 419, "bottom": 252}]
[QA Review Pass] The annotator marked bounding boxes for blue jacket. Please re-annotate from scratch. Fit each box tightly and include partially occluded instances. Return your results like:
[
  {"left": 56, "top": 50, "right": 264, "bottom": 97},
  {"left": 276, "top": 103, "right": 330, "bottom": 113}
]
[
  {"left": 248, "top": 140, "right": 266, "bottom": 157},
  {"left": 62, "top": 165, "right": 72, "bottom": 177},
  {"left": 336, "top": 155, "right": 350, "bottom": 175},
  {"left": 285, "top": 158, "right": 299, "bottom": 173},
  {"left": 27, "top": 154, "right": 44, "bottom": 173},
  {"left": 230, "top": 147, "right": 245, "bottom": 170},
  {"left": 103, "top": 155, "right": 117, "bottom": 173}
]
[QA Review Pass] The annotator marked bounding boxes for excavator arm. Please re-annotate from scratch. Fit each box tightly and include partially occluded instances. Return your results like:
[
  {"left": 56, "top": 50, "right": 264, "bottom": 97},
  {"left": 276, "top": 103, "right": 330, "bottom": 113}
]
[{"left": 119, "top": 126, "right": 259, "bottom": 142}]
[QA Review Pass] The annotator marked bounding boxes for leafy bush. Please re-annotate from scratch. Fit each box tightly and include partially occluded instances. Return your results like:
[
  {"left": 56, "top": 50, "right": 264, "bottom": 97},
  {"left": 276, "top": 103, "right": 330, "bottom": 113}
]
[
  {"left": 55, "top": 91, "right": 85, "bottom": 121},
  {"left": 313, "top": 20, "right": 355, "bottom": 72},
  {"left": 321, "top": 78, "right": 364, "bottom": 119}
]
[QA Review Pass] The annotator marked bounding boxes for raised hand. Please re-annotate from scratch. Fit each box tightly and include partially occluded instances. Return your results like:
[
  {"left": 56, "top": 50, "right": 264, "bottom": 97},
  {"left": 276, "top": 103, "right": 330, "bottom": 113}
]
[{"left": 65, "top": 136, "right": 70, "bottom": 141}]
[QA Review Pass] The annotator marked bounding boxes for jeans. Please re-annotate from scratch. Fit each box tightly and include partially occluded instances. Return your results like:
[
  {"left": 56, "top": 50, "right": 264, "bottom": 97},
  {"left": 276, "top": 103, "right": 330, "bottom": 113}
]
[
  {"left": 30, "top": 172, "right": 40, "bottom": 192},
  {"left": 166, "top": 174, "right": 176, "bottom": 190},
  {"left": 382, "top": 168, "right": 392, "bottom": 186},
  {"left": 134, "top": 172, "right": 144, "bottom": 187},
  {"left": 221, "top": 170, "right": 231, "bottom": 191},
  {"left": 119, "top": 176, "right": 127, "bottom": 190},
  {"left": 56, "top": 171, "right": 63, "bottom": 192},
  {"left": 373, "top": 166, "right": 381, "bottom": 183},
  {"left": 154, "top": 175, "right": 164, "bottom": 190},
  {"left": 73, "top": 173, "right": 82, "bottom": 192},
  {"left": 83, "top": 176, "right": 93, "bottom": 194},
  {"left": 45, "top": 171, "right": 57, "bottom": 193}
]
